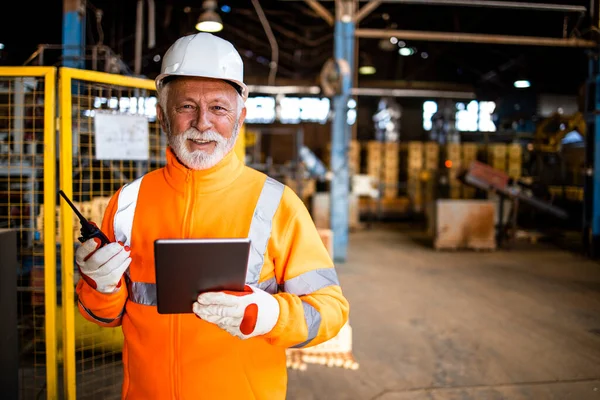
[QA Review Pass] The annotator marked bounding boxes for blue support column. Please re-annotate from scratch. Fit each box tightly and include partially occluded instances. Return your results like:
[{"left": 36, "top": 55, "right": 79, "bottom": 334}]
[
  {"left": 330, "top": 16, "right": 354, "bottom": 262},
  {"left": 593, "top": 70, "right": 600, "bottom": 254},
  {"left": 62, "top": 0, "right": 85, "bottom": 69}
]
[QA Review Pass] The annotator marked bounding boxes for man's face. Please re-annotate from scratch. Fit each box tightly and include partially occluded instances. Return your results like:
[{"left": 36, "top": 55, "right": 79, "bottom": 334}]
[{"left": 157, "top": 77, "right": 246, "bottom": 170}]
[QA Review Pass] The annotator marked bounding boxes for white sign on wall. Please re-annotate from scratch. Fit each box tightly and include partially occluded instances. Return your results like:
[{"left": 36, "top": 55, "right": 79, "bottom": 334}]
[{"left": 93, "top": 112, "right": 150, "bottom": 160}]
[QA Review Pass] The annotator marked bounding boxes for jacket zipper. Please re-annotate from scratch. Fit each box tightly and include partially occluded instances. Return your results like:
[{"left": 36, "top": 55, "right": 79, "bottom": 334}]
[{"left": 174, "top": 170, "right": 194, "bottom": 399}]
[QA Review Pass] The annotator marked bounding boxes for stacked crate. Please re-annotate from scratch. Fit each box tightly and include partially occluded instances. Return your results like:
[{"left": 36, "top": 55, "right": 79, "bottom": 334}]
[
  {"left": 382, "top": 142, "right": 399, "bottom": 199},
  {"left": 366, "top": 141, "right": 383, "bottom": 185},
  {"left": 507, "top": 143, "right": 522, "bottom": 179},
  {"left": 446, "top": 143, "right": 462, "bottom": 199},
  {"left": 407, "top": 141, "right": 424, "bottom": 211},
  {"left": 487, "top": 144, "right": 507, "bottom": 172},
  {"left": 423, "top": 142, "right": 439, "bottom": 205},
  {"left": 461, "top": 143, "right": 478, "bottom": 198},
  {"left": 424, "top": 142, "right": 439, "bottom": 171}
]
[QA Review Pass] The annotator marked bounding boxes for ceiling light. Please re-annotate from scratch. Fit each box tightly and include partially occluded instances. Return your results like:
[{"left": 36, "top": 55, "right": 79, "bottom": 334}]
[
  {"left": 359, "top": 53, "right": 376, "bottom": 75},
  {"left": 0, "top": 43, "right": 5, "bottom": 50},
  {"left": 514, "top": 80, "right": 531, "bottom": 89},
  {"left": 397, "top": 40, "right": 406, "bottom": 48},
  {"left": 221, "top": 5, "right": 231, "bottom": 13},
  {"left": 421, "top": 52, "right": 429, "bottom": 59},
  {"left": 359, "top": 66, "right": 376, "bottom": 75},
  {"left": 399, "top": 47, "right": 415, "bottom": 56},
  {"left": 196, "top": 0, "right": 223, "bottom": 33},
  {"left": 390, "top": 37, "right": 398, "bottom": 44},
  {"left": 196, "top": 19, "right": 223, "bottom": 32}
]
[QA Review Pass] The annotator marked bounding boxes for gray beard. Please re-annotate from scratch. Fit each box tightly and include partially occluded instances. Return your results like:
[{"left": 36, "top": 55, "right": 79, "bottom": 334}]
[{"left": 167, "top": 121, "right": 239, "bottom": 170}]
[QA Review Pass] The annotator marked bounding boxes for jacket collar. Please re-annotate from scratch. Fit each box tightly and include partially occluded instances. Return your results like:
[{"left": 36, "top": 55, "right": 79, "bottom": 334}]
[{"left": 164, "top": 146, "right": 244, "bottom": 194}]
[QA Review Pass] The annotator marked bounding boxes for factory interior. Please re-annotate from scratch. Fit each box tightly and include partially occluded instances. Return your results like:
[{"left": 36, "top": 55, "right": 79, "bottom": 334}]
[{"left": 1, "top": 0, "right": 600, "bottom": 399}]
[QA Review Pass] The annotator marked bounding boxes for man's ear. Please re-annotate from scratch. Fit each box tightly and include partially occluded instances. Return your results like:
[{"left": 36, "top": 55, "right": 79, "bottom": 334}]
[
  {"left": 237, "top": 106, "right": 246, "bottom": 128},
  {"left": 156, "top": 103, "right": 169, "bottom": 134}
]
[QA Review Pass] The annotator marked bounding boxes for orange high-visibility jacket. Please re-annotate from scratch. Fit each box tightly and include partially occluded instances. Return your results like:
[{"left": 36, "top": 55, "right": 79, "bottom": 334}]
[{"left": 76, "top": 147, "right": 349, "bottom": 400}]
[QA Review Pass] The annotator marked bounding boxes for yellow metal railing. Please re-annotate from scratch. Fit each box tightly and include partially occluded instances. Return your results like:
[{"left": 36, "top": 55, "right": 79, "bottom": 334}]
[
  {"left": 59, "top": 67, "right": 161, "bottom": 400},
  {"left": 0, "top": 66, "right": 58, "bottom": 400},
  {"left": 0, "top": 65, "right": 248, "bottom": 400}
]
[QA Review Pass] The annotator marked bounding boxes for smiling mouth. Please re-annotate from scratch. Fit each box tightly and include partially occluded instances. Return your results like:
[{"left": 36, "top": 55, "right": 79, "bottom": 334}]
[{"left": 188, "top": 139, "right": 216, "bottom": 145}]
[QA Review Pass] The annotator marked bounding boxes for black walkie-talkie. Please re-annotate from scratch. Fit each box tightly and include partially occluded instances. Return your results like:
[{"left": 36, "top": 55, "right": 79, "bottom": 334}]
[{"left": 58, "top": 190, "right": 111, "bottom": 246}]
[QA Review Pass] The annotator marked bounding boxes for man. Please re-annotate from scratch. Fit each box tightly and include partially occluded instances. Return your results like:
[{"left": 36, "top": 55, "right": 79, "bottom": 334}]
[{"left": 74, "top": 32, "right": 349, "bottom": 399}]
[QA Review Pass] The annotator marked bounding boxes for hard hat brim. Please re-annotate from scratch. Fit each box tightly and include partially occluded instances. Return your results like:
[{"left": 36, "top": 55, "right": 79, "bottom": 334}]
[{"left": 155, "top": 73, "right": 248, "bottom": 102}]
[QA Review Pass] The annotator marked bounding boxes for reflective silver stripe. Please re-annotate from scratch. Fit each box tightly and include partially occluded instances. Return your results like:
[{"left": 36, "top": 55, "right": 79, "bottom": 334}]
[
  {"left": 79, "top": 299, "right": 125, "bottom": 324},
  {"left": 125, "top": 271, "right": 157, "bottom": 306},
  {"left": 257, "top": 276, "right": 278, "bottom": 294},
  {"left": 291, "top": 302, "right": 322, "bottom": 348},
  {"left": 246, "top": 177, "right": 285, "bottom": 286},
  {"left": 128, "top": 281, "right": 157, "bottom": 306},
  {"left": 127, "top": 278, "right": 277, "bottom": 305},
  {"left": 284, "top": 268, "right": 340, "bottom": 296},
  {"left": 113, "top": 177, "right": 144, "bottom": 247}
]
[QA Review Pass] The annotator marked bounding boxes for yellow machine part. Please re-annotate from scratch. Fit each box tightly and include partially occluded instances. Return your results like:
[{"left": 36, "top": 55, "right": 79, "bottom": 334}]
[
  {"left": 52, "top": 303, "right": 124, "bottom": 363},
  {"left": 535, "top": 112, "right": 586, "bottom": 152}
]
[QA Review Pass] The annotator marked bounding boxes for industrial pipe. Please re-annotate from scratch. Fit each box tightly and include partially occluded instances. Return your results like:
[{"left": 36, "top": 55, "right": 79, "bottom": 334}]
[
  {"left": 354, "top": 0, "right": 381, "bottom": 24},
  {"left": 355, "top": 29, "right": 597, "bottom": 47},
  {"left": 351, "top": 87, "right": 475, "bottom": 99},
  {"left": 147, "top": 0, "right": 156, "bottom": 49},
  {"left": 134, "top": 0, "right": 143, "bottom": 75},
  {"left": 247, "top": 85, "right": 321, "bottom": 94},
  {"left": 315, "top": 0, "right": 586, "bottom": 13},
  {"left": 251, "top": 0, "right": 279, "bottom": 86},
  {"left": 304, "top": 0, "right": 335, "bottom": 25}
]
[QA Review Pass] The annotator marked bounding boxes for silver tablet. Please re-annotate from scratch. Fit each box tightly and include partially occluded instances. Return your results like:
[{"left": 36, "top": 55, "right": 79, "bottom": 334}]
[{"left": 154, "top": 238, "right": 251, "bottom": 314}]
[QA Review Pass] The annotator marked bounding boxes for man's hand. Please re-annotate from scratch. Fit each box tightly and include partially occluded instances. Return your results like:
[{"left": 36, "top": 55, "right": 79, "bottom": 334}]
[
  {"left": 193, "top": 285, "right": 280, "bottom": 340},
  {"left": 75, "top": 238, "right": 132, "bottom": 294}
]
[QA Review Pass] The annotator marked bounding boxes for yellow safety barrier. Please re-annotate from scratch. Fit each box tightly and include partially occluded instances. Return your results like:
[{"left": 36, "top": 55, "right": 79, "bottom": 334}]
[
  {"left": 0, "top": 65, "right": 247, "bottom": 400},
  {"left": 0, "top": 67, "right": 58, "bottom": 399},
  {"left": 59, "top": 67, "right": 160, "bottom": 400}
]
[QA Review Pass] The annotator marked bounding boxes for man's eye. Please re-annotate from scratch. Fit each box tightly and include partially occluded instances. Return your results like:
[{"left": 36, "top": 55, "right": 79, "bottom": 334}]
[{"left": 213, "top": 106, "right": 225, "bottom": 111}]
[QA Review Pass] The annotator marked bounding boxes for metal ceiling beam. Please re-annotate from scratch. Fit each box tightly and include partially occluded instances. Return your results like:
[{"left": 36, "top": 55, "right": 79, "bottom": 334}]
[
  {"left": 247, "top": 85, "right": 322, "bottom": 94},
  {"left": 355, "top": 29, "right": 597, "bottom": 47},
  {"left": 356, "top": 79, "right": 473, "bottom": 91},
  {"left": 369, "top": 0, "right": 586, "bottom": 13},
  {"left": 245, "top": 85, "right": 475, "bottom": 98},
  {"left": 304, "top": 0, "right": 335, "bottom": 25},
  {"left": 352, "top": 87, "right": 474, "bottom": 98},
  {"left": 301, "top": 0, "right": 586, "bottom": 13},
  {"left": 354, "top": 0, "right": 382, "bottom": 24}
]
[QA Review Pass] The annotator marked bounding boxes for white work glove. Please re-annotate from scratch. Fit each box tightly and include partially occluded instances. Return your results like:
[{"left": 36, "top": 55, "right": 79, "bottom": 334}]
[
  {"left": 193, "top": 285, "right": 280, "bottom": 340},
  {"left": 75, "top": 238, "right": 132, "bottom": 294}
]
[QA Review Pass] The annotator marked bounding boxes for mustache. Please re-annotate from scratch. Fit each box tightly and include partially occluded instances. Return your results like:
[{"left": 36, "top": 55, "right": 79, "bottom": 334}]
[{"left": 180, "top": 128, "right": 227, "bottom": 144}]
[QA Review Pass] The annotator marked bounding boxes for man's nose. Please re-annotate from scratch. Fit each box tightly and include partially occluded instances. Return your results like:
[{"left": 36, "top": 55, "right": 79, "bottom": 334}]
[{"left": 191, "top": 108, "right": 212, "bottom": 131}]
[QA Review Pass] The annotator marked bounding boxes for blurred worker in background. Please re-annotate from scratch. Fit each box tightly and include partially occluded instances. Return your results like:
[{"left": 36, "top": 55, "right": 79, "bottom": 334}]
[{"left": 73, "top": 32, "right": 349, "bottom": 399}]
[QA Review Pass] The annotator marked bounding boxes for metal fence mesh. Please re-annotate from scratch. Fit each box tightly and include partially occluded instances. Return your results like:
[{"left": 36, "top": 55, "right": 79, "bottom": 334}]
[
  {"left": 67, "top": 77, "right": 163, "bottom": 399},
  {"left": 0, "top": 75, "right": 49, "bottom": 400}
]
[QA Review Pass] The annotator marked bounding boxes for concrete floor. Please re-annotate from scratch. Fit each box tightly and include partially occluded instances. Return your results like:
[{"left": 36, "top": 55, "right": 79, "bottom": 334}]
[{"left": 287, "top": 224, "right": 600, "bottom": 400}]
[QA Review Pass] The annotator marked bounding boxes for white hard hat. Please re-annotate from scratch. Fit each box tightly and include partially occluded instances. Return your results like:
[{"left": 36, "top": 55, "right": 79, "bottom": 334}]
[{"left": 155, "top": 33, "right": 248, "bottom": 101}]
